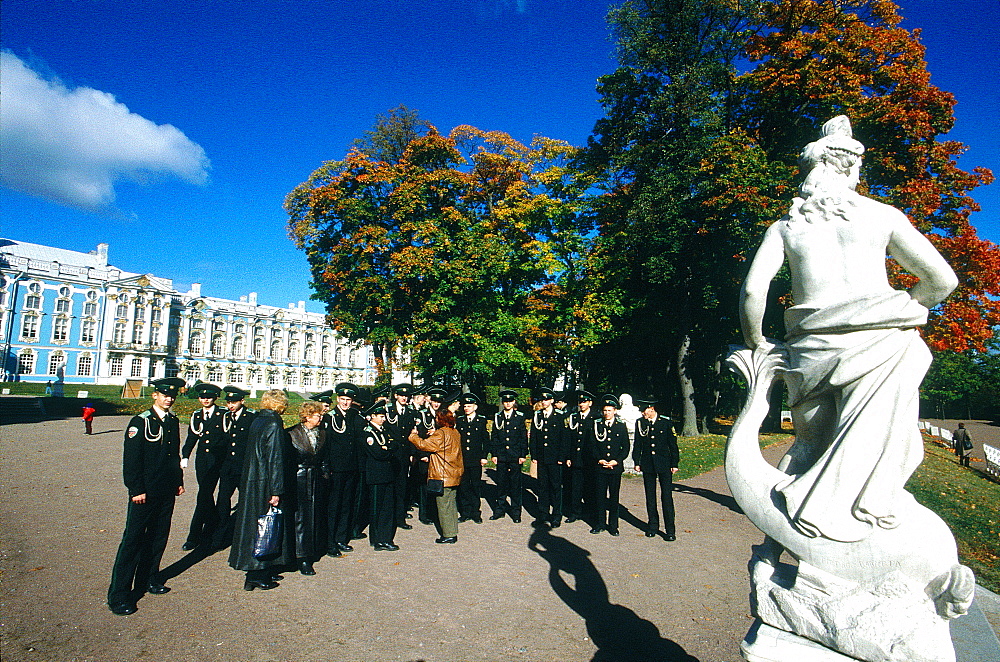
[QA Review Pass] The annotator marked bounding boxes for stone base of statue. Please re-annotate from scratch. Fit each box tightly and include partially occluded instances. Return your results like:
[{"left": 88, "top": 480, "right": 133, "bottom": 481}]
[
  {"left": 742, "top": 621, "right": 857, "bottom": 662},
  {"left": 743, "top": 545, "right": 960, "bottom": 662}
]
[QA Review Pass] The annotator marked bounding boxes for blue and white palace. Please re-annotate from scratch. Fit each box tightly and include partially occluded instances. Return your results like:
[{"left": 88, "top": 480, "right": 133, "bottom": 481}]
[{"left": 1, "top": 238, "right": 385, "bottom": 388}]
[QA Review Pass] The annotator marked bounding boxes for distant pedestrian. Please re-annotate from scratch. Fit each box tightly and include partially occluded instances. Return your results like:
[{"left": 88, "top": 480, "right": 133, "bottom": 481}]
[
  {"left": 45, "top": 380, "right": 53, "bottom": 396},
  {"left": 82, "top": 403, "right": 96, "bottom": 435},
  {"left": 953, "top": 423, "right": 972, "bottom": 468}
]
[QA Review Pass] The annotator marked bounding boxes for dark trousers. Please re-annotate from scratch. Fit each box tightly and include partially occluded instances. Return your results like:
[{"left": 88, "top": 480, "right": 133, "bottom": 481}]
[
  {"left": 210, "top": 467, "right": 241, "bottom": 549},
  {"left": 327, "top": 471, "right": 357, "bottom": 547},
  {"left": 294, "top": 466, "right": 328, "bottom": 559},
  {"left": 494, "top": 460, "right": 523, "bottom": 517},
  {"left": 186, "top": 460, "right": 220, "bottom": 545},
  {"left": 536, "top": 462, "right": 563, "bottom": 522},
  {"left": 108, "top": 495, "right": 175, "bottom": 605},
  {"left": 369, "top": 482, "right": 396, "bottom": 545},
  {"left": 393, "top": 456, "right": 410, "bottom": 525},
  {"left": 84, "top": 419, "right": 93, "bottom": 434},
  {"left": 562, "top": 466, "right": 585, "bottom": 519},
  {"left": 457, "top": 464, "right": 483, "bottom": 518},
  {"left": 594, "top": 469, "right": 622, "bottom": 531},
  {"left": 643, "top": 470, "right": 675, "bottom": 535},
  {"left": 352, "top": 470, "right": 370, "bottom": 537}
]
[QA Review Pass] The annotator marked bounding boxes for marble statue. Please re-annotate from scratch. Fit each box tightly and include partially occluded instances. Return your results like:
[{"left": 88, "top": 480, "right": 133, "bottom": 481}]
[{"left": 727, "top": 116, "right": 974, "bottom": 662}]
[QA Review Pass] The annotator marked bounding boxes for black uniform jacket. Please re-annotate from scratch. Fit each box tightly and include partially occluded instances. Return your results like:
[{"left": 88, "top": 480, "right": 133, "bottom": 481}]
[
  {"left": 182, "top": 405, "right": 226, "bottom": 461},
  {"left": 634, "top": 416, "right": 679, "bottom": 473},
  {"left": 363, "top": 423, "right": 398, "bottom": 485},
  {"left": 529, "top": 408, "right": 569, "bottom": 464},
  {"left": 220, "top": 407, "right": 256, "bottom": 474},
  {"left": 384, "top": 402, "right": 416, "bottom": 462},
  {"left": 456, "top": 413, "right": 489, "bottom": 467},
  {"left": 490, "top": 409, "right": 528, "bottom": 463},
  {"left": 323, "top": 406, "right": 364, "bottom": 473},
  {"left": 565, "top": 410, "right": 595, "bottom": 466},
  {"left": 123, "top": 408, "right": 184, "bottom": 498},
  {"left": 587, "top": 417, "right": 630, "bottom": 473}
]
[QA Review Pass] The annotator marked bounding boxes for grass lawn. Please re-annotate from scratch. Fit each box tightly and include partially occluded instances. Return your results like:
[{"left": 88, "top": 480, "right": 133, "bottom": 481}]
[{"left": 907, "top": 433, "right": 1000, "bottom": 593}]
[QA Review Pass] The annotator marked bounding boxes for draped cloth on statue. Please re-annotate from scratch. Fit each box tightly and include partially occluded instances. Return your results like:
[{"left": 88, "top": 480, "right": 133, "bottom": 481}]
[{"left": 777, "top": 290, "right": 931, "bottom": 543}]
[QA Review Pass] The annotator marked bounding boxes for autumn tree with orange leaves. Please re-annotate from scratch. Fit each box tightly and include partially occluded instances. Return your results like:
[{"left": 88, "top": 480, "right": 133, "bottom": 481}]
[{"left": 286, "top": 115, "right": 596, "bottom": 387}]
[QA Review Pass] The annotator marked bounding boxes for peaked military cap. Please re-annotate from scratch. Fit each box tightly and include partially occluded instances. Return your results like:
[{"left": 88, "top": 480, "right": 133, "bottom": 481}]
[
  {"left": 222, "top": 385, "right": 249, "bottom": 402},
  {"left": 426, "top": 387, "right": 449, "bottom": 401},
  {"left": 392, "top": 383, "right": 414, "bottom": 396},
  {"left": 460, "top": 393, "right": 481, "bottom": 405},
  {"left": 498, "top": 389, "right": 518, "bottom": 402},
  {"left": 311, "top": 390, "right": 334, "bottom": 404},
  {"left": 363, "top": 401, "right": 388, "bottom": 417},
  {"left": 334, "top": 382, "right": 360, "bottom": 399},
  {"left": 193, "top": 383, "right": 222, "bottom": 398},
  {"left": 373, "top": 384, "right": 390, "bottom": 400},
  {"left": 532, "top": 387, "right": 555, "bottom": 402},
  {"left": 576, "top": 390, "right": 595, "bottom": 403},
  {"left": 600, "top": 394, "right": 621, "bottom": 409},
  {"left": 635, "top": 397, "right": 660, "bottom": 410},
  {"left": 150, "top": 377, "right": 185, "bottom": 397},
  {"left": 553, "top": 391, "right": 568, "bottom": 403}
]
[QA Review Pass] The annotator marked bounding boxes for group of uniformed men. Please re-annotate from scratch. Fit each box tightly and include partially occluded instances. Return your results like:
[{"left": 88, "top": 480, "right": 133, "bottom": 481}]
[{"left": 107, "top": 378, "right": 680, "bottom": 615}]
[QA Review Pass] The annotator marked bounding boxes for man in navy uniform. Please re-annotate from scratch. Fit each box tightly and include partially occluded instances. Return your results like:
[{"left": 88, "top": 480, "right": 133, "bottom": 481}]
[
  {"left": 210, "top": 386, "right": 255, "bottom": 550},
  {"left": 633, "top": 398, "right": 680, "bottom": 540},
  {"left": 456, "top": 393, "right": 488, "bottom": 523},
  {"left": 107, "top": 377, "right": 186, "bottom": 615},
  {"left": 311, "top": 390, "right": 334, "bottom": 429},
  {"left": 362, "top": 402, "right": 401, "bottom": 551},
  {"left": 325, "top": 382, "right": 364, "bottom": 556},
  {"left": 529, "top": 387, "right": 569, "bottom": 528},
  {"left": 490, "top": 390, "right": 527, "bottom": 522},
  {"left": 383, "top": 383, "right": 416, "bottom": 530},
  {"left": 181, "top": 383, "right": 226, "bottom": 550},
  {"left": 587, "top": 395, "right": 631, "bottom": 536},
  {"left": 563, "top": 390, "right": 595, "bottom": 524}
]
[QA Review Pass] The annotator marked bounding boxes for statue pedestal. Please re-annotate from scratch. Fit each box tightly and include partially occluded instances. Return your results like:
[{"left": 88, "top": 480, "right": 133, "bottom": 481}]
[{"left": 743, "top": 621, "right": 857, "bottom": 662}]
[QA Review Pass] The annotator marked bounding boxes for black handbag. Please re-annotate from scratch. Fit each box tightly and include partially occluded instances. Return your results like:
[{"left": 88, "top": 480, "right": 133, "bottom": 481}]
[
  {"left": 252, "top": 505, "right": 283, "bottom": 559},
  {"left": 426, "top": 478, "right": 445, "bottom": 496}
]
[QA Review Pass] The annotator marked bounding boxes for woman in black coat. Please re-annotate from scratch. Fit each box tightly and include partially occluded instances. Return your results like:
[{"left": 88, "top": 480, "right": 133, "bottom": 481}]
[
  {"left": 285, "top": 401, "right": 328, "bottom": 575},
  {"left": 228, "top": 389, "right": 293, "bottom": 590}
]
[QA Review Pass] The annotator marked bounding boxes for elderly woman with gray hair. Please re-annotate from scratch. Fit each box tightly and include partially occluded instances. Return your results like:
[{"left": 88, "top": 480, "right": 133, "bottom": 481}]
[
  {"left": 229, "top": 389, "right": 292, "bottom": 590},
  {"left": 285, "top": 400, "right": 328, "bottom": 575}
]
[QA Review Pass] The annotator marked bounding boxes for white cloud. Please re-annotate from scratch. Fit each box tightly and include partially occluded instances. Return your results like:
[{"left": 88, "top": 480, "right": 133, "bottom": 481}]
[{"left": 0, "top": 51, "right": 209, "bottom": 214}]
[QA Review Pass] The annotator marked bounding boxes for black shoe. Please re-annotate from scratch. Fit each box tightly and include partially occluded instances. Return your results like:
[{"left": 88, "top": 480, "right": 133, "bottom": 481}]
[
  {"left": 337, "top": 543, "right": 354, "bottom": 552},
  {"left": 147, "top": 582, "right": 170, "bottom": 594},
  {"left": 419, "top": 519, "right": 433, "bottom": 525},
  {"left": 608, "top": 529, "right": 620, "bottom": 537},
  {"left": 590, "top": 527, "right": 602, "bottom": 534},
  {"left": 550, "top": 519, "right": 561, "bottom": 528},
  {"left": 181, "top": 541, "right": 198, "bottom": 551},
  {"left": 269, "top": 573, "right": 285, "bottom": 581},
  {"left": 665, "top": 533, "right": 676, "bottom": 541},
  {"left": 398, "top": 522, "right": 413, "bottom": 530},
  {"left": 243, "top": 578, "right": 278, "bottom": 591},
  {"left": 326, "top": 548, "right": 343, "bottom": 558},
  {"left": 564, "top": 517, "right": 578, "bottom": 524},
  {"left": 472, "top": 517, "right": 483, "bottom": 524},
  {"left": 457, "top": 516, "right": 471, "bottom": 523},
  {"left": 351, "top": 532, "right": 367, "bottom": 540},
  {"left": 109, "top": 602, "right": 137, "bottom": 615},
  {"left": 532, "top": 519, "right": 549, "bottom": 528},
  {"left": 374, "top": 542, "right": 400, "bottom": 551},
  {"left": 435, "top": 536, "right": 458, "bottom": 544},
  {"left": 645, "top": 531, "right": 656, "bottom": 538},
  {"left": 511, "top": 517, "right": 521, "bottom": 523},
  {"left": 406, "top": 512, "right": 413, "bottom": 519},
  {"left": 299, "top": 561, "right": 316, "bottom": 576},
  {"left": 489, "top": 513, "right": 504, "bottom": 521}
]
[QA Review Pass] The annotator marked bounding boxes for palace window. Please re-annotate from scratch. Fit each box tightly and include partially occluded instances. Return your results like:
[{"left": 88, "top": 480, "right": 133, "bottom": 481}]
[
  {"left": 52, "top": 316, "right": 70, "bottom": 342},
  {"left": 132, "top": 324, "right": 144, "bottom": 344},
  {"left": 55, "top": 297, "right": 70, "bottom": 313},
  {"left": 230, "top": 367, "right": 244, "bottom": 383},
  {"left": 165, "top": 361, "right": 179, "bottom": 378},
  {"left": 20, "top": 313, "right": 39, "bottom": 340},
  {"left": 116, "top": 303, "right": 128, "bottom": 318},
  {"left": 119, "top": 293, "right": 130, "bottom": 304},
  {"left": 189, "top": 332, "right": 204, "bottom": 355},
  {"left": 113, "top": 321, "right": 127, "bottom": 344},
  {"left": 17, "top": 350, "right": 34, "bottom": 374},
  {"left": 304, "top": 344, "right": 315, "bottom": 363},
  {"left": 267, "top": 371, "right": 279, "bottom": 386},
  {"left": 77, "top": 353, "right": 93, "bottom": 377},
  {"left": 110, "top": 356, "right": 124, "bottom": 377},
  {"left": 211, "top": 334, "right": 224, "bottom": 356},
  {"left": 151, "top": 307, "right": 162, "bottom": 323},
  {"left": 335, "top": 347, "right": 343, "bottom": 365},
  {"left": 232, "top": 336, "right": 245, "bottom": 357},
  {"left": 270, "top": 340, "right": 280, "bottom": 360},
  {"left": 286, "top": 371, "right": 298, "bottom": 386},
  {"left": 25, "top": 282, "right": 42, "bottom": 310},
  {"left": 234, "top": 323, "right": 245, "bottom": 335},
  {"left": 302, "top": 372, "right": 313, "bottom": 387},
  {"left": 321, "top": 344, "right": 330, "bottom": 364},
  {"left": 81, "top": 319, "right": 96, "bottom": 344},
  {"left": 287, "top": 342, "right": 299, "bottom": 362},
  {"left": 135, "top": 305, "right": 145, "bottom": 321},
  {"left": 208, "top": 366, "right": 223, "bottom": 382},
  {"left": 48, "top": 351, "right": 66, "bottom": 375},
  {"left": 253, "top": 337, "right": 264, "bottom": 360},
  {"left": 318, "top": 372, "right": 330, "bottom": 387},
  {"left": 191, "top": 318, "right": 204, "bottom": 329},
  {"left": 84, "top": 301, "right": 98, "bottom": 317},
  {"left": 131, "top": 357, "right": 143, "bottom": 378}
]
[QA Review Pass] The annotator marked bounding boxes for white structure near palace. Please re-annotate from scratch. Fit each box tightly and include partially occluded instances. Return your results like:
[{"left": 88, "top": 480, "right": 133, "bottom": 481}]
[{"left": 0, "top": 238, "right": 388, "bottom": 388}]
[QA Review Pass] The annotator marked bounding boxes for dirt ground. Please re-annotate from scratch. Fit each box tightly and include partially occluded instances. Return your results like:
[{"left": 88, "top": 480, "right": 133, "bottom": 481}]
[{"left": 0, "top": 414, "right": 992, "bottom": 662}]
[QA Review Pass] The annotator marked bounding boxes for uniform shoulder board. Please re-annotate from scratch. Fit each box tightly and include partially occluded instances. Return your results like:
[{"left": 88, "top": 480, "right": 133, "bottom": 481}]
[
  {"left": 247, "top": 408, "right": 256, "bottom": 414},
  {"left": 138, "top": 410, "right": 152, "bottom": 419}
]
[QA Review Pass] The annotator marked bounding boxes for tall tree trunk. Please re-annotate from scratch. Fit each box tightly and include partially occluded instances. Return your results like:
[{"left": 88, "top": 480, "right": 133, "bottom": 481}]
[{"left": 677, "top": 333, "right": 699, "bottom": 437}]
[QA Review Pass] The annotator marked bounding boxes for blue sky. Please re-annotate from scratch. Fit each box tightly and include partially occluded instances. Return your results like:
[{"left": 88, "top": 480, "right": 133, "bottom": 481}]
[{"left": 2, "top": 0, "right": 997, "bottom": 313}]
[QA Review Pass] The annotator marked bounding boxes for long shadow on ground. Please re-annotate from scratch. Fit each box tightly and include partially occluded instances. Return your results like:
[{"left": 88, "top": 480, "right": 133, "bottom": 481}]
[
  {"left": 528, "top": 528, "right": 699, "bottom": 662},
  {"left": 671, "top": 482, "right": 742, "bottom": 514}
]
